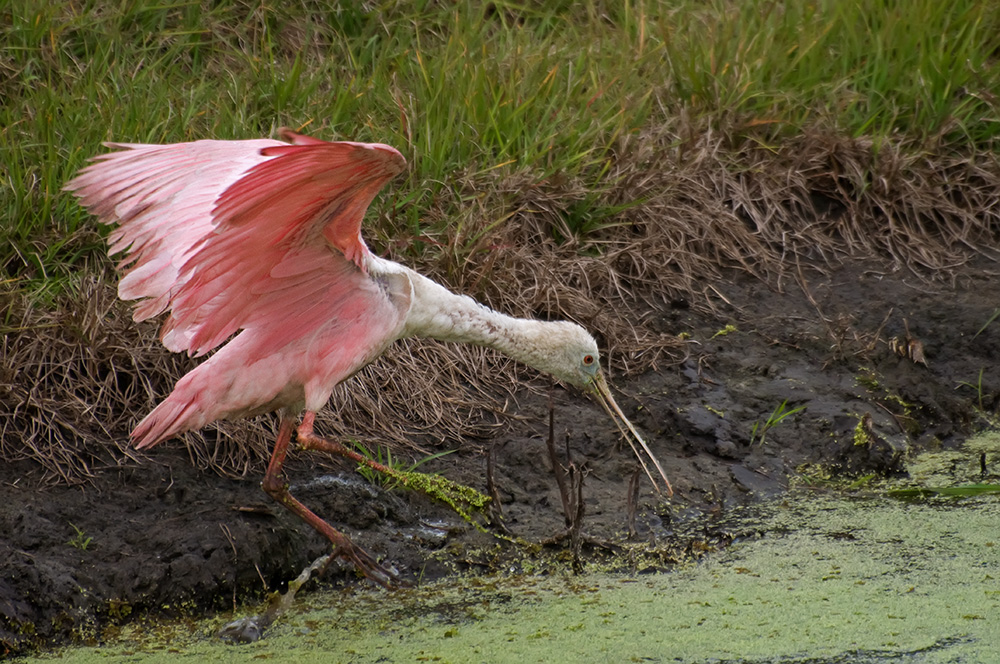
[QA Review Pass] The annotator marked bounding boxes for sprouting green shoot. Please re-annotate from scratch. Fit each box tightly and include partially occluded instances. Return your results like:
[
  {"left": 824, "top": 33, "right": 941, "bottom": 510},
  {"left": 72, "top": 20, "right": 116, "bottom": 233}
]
[
  {"left": 974, "top": 309, "right": 1000, "bottom": 339},
  {"left": 349, "top": 442, "right": 455, "bottom": 489},
  {"left": 956, "top": 367, "right": 987, "bottom": 411},
  {"left": 888, "top": 484, "right": 1000, "bottom": 499},
  {"left": 750, "top": 399, "right": 807, "bottom": 446},
  {"left": 67, "top": 523, "right": 93, "bottom": 551}
]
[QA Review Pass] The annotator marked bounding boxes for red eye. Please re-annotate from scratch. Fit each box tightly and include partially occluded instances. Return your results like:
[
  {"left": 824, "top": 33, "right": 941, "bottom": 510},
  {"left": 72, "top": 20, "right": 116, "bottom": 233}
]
[{"left": 583, "top": 354, "right": 595, "bottom": 366}]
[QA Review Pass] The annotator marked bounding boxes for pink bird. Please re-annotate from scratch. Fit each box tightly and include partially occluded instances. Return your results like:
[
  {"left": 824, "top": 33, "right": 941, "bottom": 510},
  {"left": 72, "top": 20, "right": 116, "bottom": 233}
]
[{"left": 66, "top": 128, "right": 672, "bottom": 586}]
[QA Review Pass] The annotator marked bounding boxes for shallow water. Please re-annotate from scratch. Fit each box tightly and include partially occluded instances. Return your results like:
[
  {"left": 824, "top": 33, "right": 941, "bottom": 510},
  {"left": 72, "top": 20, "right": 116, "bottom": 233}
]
[{"left": 24, "top": 441, "right": 1000, "bottom": 664}]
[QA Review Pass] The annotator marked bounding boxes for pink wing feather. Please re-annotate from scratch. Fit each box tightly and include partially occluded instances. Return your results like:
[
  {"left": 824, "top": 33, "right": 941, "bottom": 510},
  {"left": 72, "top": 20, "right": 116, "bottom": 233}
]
[
  {"left": 67, "top": 130, "right": 406, "bottom": 355},
  {"left": 69, "top": 138, "right": 279, "bottom": 322},
  {"left": 65, "top": 130, "right": 409, "bottom": 447}
]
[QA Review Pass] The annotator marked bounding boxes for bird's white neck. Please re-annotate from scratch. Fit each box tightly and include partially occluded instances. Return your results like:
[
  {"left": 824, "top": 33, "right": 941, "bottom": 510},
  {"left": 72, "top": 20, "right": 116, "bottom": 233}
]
[{"left": 396, "top": 265, "right": 561, "bottom": 375}]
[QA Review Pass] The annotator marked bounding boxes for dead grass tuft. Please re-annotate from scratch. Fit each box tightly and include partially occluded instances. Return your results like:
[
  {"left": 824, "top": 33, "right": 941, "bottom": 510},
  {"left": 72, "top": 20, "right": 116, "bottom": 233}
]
[{"left": 1, "top": 277, "right": 165, "bottom": 483}]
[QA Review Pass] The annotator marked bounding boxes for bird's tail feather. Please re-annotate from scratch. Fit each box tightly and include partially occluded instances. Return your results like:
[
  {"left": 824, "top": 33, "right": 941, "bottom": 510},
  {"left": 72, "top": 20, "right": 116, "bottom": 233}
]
[
  {"left": 132, "top": 396, "right": 201, "bottom": 449},
  {"left": 129, "top": 334, "right": 298, "bottom": 449}
]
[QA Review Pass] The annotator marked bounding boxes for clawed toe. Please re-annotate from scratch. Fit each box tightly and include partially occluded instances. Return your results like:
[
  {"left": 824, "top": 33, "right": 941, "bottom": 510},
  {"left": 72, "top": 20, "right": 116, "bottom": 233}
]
[{"left": 331, "top": 533, "right": 411, "bottom": 589}]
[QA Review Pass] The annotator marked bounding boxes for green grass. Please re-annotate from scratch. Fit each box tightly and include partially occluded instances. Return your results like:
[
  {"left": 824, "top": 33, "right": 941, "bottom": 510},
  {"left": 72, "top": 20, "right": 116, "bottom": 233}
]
[
  {"left": 348, "top": 441, "right": 490, "bottom": 524},
  {"left": 349, "top": 441, "right": 455, "bottom": 490},
  {"left": 888, "top": 483, "right": 1000, "bottom": 499},
  {"left": 3, "top": 0, "right": 999, "bottom": 292}
]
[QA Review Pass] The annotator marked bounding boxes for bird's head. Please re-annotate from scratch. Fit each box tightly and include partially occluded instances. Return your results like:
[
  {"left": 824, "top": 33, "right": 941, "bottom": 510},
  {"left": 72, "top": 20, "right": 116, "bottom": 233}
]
[
  {"left": 534, "top": 321, "right": 602, "bottom": 389},
  {"left": 539, "top": 322, "right": 673, "bottom": 496}
]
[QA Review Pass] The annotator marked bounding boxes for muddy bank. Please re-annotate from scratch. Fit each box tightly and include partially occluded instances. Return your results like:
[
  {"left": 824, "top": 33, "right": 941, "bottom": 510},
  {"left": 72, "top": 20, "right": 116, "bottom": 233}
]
[
  {"left": 18, "top": 477, "right": 1000, "bottom": 662},
  {"left": 3, "top": 259, "right": 1000, "bottom": 655}
]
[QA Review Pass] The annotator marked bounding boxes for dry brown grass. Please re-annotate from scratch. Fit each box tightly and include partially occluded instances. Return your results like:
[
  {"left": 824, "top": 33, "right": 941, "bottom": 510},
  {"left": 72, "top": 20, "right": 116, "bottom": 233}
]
[
  {"left": 2, "top": 278, "right": 162, "bottom": 483},
  {"left": 392, "top": 123, "right": 1000, "bottom": 363},
  {"left": 0, "top": 277, "right": 527, "bottom": 482},
  {"left": 4, "top": 126, "right": 1000, "bottom": 482}
]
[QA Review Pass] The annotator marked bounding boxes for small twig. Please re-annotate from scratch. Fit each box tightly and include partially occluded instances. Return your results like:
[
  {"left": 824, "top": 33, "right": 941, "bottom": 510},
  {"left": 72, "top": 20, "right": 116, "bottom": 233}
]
[
  {"left": 626, "top": 466, "right": 641, "bottom": 540},
  {"left": 564, "top": 431, "right": 578, "bottom": 516},
  {"left": 539, "top": 529, "right": 620, "bottom": 554},
  {"left": 219, "top": 523, "right": 239, "bottom": 613},
  {"left": 796, "top": 255, "right": 844, "bottom": 356},
  {"left": 874, "top": 401, "right": 908, "bottom": 434},
  {"left": 863, "top": 307, "right": 895, "bottom": 354},
  {"left": 546, "top": 385, "right": 574, "bottom": 527},
  {"left": 486, "top": 441, "right": 509, "bottom": 531},
  {"left": 537, "top": 384, "right": 597, "bottom": 566},
  {"left": 569, "top": 463, "right": 586, "bottom": 573}
]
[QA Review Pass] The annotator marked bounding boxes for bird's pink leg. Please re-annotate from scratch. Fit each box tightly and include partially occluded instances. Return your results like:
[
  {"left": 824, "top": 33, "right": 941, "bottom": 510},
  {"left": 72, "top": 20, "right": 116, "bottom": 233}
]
[
  {"left": 260, "top": 413, "right": 402, "bottom": 589},
  {"left": 296, "top": 411, "right": 400, "bottom": 478}
]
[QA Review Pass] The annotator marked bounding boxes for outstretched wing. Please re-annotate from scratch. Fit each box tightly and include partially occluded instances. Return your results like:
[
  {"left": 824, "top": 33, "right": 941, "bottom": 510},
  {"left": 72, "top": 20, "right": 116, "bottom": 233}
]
[{"left": 66, "top": 130, "right": 407, "bottom": 356}]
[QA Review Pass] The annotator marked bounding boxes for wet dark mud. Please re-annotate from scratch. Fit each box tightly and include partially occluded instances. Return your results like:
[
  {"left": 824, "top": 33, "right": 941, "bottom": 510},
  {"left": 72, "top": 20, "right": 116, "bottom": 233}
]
[{"left": 3, "top": 259, "right": 1000, "bottom": 655}]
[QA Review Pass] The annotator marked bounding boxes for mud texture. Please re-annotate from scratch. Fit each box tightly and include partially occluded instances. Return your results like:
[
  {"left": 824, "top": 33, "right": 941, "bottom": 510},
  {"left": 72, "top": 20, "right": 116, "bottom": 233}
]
[{"left": 3, "top": 259, "right": 999, "bottom": 655}]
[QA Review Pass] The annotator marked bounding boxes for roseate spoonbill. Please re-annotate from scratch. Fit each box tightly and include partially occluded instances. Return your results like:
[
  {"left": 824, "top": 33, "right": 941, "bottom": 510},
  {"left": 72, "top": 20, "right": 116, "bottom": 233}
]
[{"left": 65, "top": 128, "right": 672, "bottom": 586}]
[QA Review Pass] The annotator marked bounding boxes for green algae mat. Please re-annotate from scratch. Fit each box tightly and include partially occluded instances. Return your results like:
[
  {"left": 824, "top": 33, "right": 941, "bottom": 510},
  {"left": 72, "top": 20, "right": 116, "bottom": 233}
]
[{"left": 23, "top": 448, "right": 1000, "bottom": 663}]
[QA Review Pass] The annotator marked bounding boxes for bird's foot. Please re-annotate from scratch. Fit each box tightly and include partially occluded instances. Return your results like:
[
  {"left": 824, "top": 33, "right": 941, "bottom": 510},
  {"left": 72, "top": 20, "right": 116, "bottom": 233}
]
[
  {"left": 217, "top": 540, "right": 406, "bottom": 643},
  {"left": 262, "top": 414, "right": 411, "bottom": 590},
  {"left": 296, "top": 421, "right": 397, "bottom": 478},
  {"left": 328, "top": 529, "right": 410, "bottom": 589},
  {"left": 261, "top": 466, "right": 408, "bottom": 589}
]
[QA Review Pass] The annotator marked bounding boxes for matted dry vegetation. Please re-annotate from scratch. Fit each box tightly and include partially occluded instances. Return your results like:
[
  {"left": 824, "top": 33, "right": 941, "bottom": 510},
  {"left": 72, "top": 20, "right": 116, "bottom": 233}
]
[{"left": 4, "top": 125, "right": 1000, "bottom": 483}]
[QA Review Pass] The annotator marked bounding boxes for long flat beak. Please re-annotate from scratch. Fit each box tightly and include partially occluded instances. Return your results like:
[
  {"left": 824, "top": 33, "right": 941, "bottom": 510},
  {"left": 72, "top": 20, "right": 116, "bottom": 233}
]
[{"left": 590, "top": 371, "right": 673, "bottom": 497}]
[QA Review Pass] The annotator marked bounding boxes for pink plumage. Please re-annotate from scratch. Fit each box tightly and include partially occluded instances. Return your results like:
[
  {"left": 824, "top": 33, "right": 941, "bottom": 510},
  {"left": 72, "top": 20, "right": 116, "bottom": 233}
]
[
  {"left": 66, "top": 130, "right": 408, "bottom": 448},
  {"left": 66, "top": 128, "right": 670, "bottom": 599}
]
